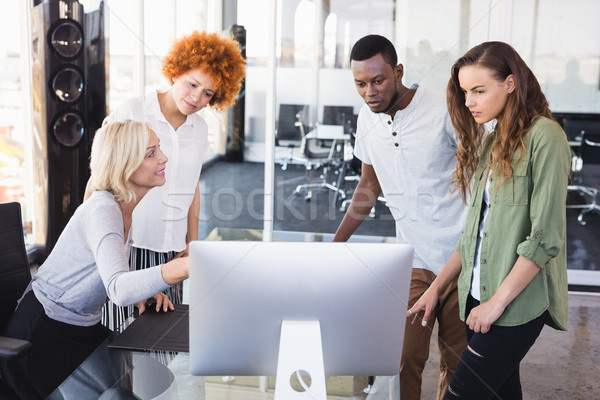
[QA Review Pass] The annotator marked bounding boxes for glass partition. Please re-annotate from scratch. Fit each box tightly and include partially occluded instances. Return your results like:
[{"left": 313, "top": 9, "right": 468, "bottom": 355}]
[
  {"left": 239, "top": 0, "right": 395, "bottom": 152},
  {"left": 238, "top": 0, "right": 600, "bottom": 287},
  {"left": 2, "top": 0, "right": 598, "bottom": 285},
  {"left": 0, "top": 1, "right": 33, "bottom": 240}
]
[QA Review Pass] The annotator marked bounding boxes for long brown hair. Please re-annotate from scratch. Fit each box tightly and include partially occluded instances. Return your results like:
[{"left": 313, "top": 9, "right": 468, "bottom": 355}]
[{"left": 447, "top": 41, "right": 553, "bottom": 202}]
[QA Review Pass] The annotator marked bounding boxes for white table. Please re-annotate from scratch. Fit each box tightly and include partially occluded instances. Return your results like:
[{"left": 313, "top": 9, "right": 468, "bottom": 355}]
[
  {"left": 305, "top": 124, "right": 350, "bottom": 141},
  {"left": 305, "top": 124, "right": 352, "bottom": 160},
  {"left": 294, "top": 125, "right": 352, "bottom": 201}
]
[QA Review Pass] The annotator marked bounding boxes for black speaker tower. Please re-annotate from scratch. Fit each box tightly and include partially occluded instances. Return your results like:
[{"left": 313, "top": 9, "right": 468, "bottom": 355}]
[
  {"left": 30, "top": 0, "right": 106, "bottom": 259},
  {"left": 223, "top": 24, "right": 246, "bottom": 162}
]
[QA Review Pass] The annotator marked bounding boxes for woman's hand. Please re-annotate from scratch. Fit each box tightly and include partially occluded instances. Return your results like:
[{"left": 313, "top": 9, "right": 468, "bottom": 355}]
[
  {"left": 407, "top": 251, "right": 463, "bottom": 327},
  {"left": 407, "top": 286, "right": 439, "bottom": 327},
  {"left": 466, "top": 299, "right": 505, "bottom": 334},
  {"left": 466, "top": 256, "right": 541, "bottom": 333},
  {"left": 135, "top": 292, "right": 174, "bottom": 315},
  {"left": 161, "top": 257, "right": 189, "bottom": 285},
  {"left": 173, "top": 245, "right": 189, "bottom": 259}
]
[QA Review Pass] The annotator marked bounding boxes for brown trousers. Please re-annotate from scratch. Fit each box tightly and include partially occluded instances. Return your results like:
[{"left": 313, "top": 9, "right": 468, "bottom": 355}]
[{"left": 400, "top": 268, "right": 467, "bottom": 400}]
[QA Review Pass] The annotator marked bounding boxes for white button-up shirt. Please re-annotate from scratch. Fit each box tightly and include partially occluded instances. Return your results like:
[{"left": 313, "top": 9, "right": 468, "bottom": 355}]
[
  {"left": 354, "top": 85, "right": 467, "bottom": 274},
  {"left": 104, "top": 91, "right": 210, "bottom": 252}
]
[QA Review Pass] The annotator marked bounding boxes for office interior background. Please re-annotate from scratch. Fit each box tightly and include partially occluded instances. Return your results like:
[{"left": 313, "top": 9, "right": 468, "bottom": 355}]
[{"left": 0, "top": 0, "right": 599, "bottom": 287}]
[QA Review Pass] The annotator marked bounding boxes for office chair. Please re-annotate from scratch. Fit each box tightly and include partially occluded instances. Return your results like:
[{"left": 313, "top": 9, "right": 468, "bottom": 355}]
[
  {"left": 319, "top": 105, "right": 355, "bottom": 149},
  {"left": 292, "top": 119, "right": 346, "bottom": 201},
  {"left": 333, "top": 113, "right": 387, "bottom": 216},
  {"left": 275, "top": 104, "right": 310, "bottom": 170},
  {"left": 555, "top": 113, "right": 600, "bottom": 225},
  {"left": 293, "top": 107, "right": 359, "bottom": 202},
  {"left": 0, "top": 202, "right": 33, "bottom": 399},
  {"left": 322, "top": 105, "right": 354, "bottom": 126},
  {"left": 332, "top": 113, "right": 359, "bottom": 183},
  {"left": 293, "top": 108, "right": 360, "bottom": 201},
  {"left": 567, "top": 130, "right": 600, "bottom": 225}
]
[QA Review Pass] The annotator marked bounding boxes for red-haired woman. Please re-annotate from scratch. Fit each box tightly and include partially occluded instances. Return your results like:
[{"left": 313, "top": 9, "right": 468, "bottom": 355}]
[{"left": 95, "top": 31, "right": 246, "bottom": 330}]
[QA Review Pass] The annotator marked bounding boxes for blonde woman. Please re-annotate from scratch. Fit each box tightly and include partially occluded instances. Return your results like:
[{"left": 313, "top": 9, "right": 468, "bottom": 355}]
[
  {"left": 96, "top": 31, "right": 246, "bottom": 330},
  {"left": 1, "top": 121, "right": 189, "bottom": 399}
]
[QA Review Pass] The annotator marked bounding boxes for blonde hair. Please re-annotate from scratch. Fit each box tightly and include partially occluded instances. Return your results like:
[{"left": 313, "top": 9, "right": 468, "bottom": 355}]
[{"left": 89, "top": 120, "right": 150, "bottom": 203}]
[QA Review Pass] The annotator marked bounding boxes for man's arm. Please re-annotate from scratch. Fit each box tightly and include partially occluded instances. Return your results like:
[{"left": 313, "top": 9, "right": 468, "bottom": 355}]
[{"left": 333, "top": 163, "right": 381, "bottom": 242}]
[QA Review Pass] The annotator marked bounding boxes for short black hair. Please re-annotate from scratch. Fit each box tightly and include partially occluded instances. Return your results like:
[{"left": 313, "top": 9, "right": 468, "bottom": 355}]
[{"left": 349, "top": 34, "right": 398, "bottom": 68}]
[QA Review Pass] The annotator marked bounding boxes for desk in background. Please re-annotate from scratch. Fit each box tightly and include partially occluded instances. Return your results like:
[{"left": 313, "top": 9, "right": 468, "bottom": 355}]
[
  {"left": 304, "top": 124, "right": 352, "bottom": 160},
  {"left": 295, "top": 125, "right": 354, "bottom": 202},
  {"left": 305, "top": 124, "right": 350, "bottom": 141}
]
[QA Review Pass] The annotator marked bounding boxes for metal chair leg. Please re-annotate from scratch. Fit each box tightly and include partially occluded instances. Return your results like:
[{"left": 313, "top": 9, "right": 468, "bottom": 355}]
[{"left": 363, "top": 375, "right": 376, "bottom": 394}]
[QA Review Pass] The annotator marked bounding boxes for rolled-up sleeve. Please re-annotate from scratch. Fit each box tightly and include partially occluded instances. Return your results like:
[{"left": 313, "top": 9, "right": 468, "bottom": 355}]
[{"left": 516, "top": 121, "right": 571, "bottom": 268}]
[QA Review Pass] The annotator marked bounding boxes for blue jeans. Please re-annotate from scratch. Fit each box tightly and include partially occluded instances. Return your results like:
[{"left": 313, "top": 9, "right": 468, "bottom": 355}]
[{"left": 443, "top": 295, "right": 546, "bottom": 400}]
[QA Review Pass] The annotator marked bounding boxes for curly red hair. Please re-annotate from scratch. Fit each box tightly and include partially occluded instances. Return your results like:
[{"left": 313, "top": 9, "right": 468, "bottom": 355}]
[{"left": 162, "top": 31, "right": 246, "bottom": 112}]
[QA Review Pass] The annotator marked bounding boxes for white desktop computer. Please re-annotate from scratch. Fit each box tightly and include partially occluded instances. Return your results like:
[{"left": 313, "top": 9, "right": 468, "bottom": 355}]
[{"left": 189, "top": 241, "right": 413, "bottom": 399}]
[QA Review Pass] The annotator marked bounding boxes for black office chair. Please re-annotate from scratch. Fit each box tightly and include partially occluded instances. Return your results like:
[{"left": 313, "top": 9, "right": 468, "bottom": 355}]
[
  {"left": 0, "top": 202, "right": 33, "bottom": 398},
  {"left": 293, "top": 108, "right": 352, "bottom": 201},
  {"left": 567, "top": 130, "right": 600, "bottom": 225},
  {"left": 275, "top": 104, "right": 310, "bottom": 170},
  {"left": 335, "top": 114, "right": 387, "bottom": 216},
  {"left": 322, "top": 105, "right": 354, "bottom": 129},
  {"left": 554, "top": 113, "right": 600, "bottom": 225},
  {"left": 331, "top": 112, "right": 359, "bottom": 178},
  {"left": 319, "top": 105, "right": 354, "bottom": 149}
]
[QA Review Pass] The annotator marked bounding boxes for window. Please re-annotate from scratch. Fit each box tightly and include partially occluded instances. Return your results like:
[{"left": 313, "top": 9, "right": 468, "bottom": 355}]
[{"left": 0, "top": 1, "right": 31, "bottom": 236}]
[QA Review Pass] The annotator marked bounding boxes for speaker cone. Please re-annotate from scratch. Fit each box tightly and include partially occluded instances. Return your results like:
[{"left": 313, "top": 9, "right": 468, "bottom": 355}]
[
  {"left": 51, "top": 66, "right": 83, "bottom": 103},
  {"left": 52, "top": 110, "right": 85, "bottom": 147},
  {"left": 49, "top": 20, "right": 83, "bottom": 59}
]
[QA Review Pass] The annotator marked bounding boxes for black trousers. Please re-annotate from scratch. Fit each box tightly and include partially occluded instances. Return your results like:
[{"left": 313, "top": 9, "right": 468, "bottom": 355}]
[
  {"left": 1, "top": 291, "right": 111, "bottom": 399},
  {"left": 443, "top": 295, "right": 546, "bottom": 400}
]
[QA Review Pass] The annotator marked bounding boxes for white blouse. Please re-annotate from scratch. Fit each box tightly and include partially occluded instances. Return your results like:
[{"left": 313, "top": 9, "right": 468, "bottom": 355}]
[
  {"left": 471, "top": 171, "right": 492, "bottom": 301},
  {"left": 104, "top": 91, "right": 210, "bottom": 252}
]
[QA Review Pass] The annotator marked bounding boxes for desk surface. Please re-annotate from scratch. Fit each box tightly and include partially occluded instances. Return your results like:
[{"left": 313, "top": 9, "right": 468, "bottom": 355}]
[
  {"left": 305, "top": 124, "right": 350, "bottom": 141},
  {"left": 49, "top": 228, "right": 397, "bottom": 400}
]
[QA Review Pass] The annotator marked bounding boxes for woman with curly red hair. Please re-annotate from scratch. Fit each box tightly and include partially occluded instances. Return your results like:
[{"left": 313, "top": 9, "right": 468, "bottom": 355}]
[{"left": 94, "top": 31, "right": 246, "bottom": 330}]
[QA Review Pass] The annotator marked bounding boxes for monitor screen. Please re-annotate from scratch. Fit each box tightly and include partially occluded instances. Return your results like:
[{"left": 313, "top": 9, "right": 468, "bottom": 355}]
[{"left": 189, "top": 241, "right": 413, "bottom": 377}]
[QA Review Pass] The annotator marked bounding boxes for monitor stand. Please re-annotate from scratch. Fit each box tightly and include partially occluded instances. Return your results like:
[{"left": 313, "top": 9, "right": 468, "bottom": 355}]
[{"left": 274, "top": 320, "right": 327, "bottom": 400}]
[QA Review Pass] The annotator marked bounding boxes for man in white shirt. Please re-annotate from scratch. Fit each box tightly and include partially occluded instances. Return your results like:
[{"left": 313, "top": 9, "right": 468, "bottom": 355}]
[{"left": 333, "top": 34, "right": 468, "bottom": 400}]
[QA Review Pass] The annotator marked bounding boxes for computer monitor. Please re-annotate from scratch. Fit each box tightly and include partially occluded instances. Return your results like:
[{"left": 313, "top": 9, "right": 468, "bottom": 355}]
[{"left": 188, "top": 240, "right": 413, "bottom": 383}]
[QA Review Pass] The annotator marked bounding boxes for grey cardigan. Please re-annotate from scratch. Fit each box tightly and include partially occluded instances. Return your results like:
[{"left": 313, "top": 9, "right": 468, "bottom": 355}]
[{"left": 27, "top": 191, "right": 171, "bottom": 326}]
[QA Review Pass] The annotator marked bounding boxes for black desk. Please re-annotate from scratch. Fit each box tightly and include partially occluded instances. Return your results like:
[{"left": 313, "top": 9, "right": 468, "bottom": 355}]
[{"left": 49, "top": 228, "right": 398, "bottom": 399}]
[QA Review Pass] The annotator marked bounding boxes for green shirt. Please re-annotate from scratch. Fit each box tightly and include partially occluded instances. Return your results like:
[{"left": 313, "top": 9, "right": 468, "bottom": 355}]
[{"left": 456, "top": 117, "right": 570, "bottom": 330}]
